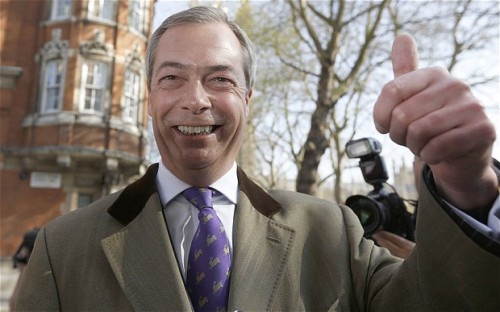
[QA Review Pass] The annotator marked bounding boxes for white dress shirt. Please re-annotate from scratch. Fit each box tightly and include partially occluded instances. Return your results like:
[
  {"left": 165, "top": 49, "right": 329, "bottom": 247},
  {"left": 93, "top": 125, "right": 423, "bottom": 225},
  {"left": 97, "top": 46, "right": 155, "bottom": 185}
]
[
  {"left": 156, "top": 161, "right": 238, "bottom": 280},
  {"left": 451, "top": 196, "right": 500, "bottom": 241}
]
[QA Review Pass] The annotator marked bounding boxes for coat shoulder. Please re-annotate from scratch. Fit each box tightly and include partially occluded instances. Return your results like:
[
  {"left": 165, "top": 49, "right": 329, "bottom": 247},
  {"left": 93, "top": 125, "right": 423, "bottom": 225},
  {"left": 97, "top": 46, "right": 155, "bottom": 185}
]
[
  {"left": 43, "top": 190, "right": 124, "bottom": 238},
  {"left": 269, "top": 189, "right": 343, "bottom": 212},
  {"left": 266, "top": 189, "right": 359, "bottom": 232}
]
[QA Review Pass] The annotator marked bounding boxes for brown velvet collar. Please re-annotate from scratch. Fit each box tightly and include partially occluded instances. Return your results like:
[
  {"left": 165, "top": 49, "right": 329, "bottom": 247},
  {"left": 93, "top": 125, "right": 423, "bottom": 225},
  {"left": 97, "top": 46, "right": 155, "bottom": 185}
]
[{"left": 107, "top": 163, "right": 282, "bottom": 226}]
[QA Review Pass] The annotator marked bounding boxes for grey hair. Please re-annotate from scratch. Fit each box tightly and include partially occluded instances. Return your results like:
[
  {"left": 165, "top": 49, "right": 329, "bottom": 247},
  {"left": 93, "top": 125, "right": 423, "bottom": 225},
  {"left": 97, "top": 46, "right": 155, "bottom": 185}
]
[{"left": 145, "top": 6, "right": 256, "bottom": 91}]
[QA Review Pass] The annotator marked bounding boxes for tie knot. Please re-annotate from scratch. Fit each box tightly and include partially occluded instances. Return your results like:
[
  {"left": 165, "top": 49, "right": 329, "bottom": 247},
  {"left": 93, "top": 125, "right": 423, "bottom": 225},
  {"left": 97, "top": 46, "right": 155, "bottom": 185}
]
[{"left": 182, "top": 187, "right": 215, "bottom": 210}]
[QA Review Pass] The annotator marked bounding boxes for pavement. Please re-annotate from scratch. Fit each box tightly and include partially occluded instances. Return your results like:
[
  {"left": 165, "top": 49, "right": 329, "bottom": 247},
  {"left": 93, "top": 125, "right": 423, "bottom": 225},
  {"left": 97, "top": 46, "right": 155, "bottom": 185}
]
[{"left": 0, "top": 257, "right": 18, "bottom": 312}]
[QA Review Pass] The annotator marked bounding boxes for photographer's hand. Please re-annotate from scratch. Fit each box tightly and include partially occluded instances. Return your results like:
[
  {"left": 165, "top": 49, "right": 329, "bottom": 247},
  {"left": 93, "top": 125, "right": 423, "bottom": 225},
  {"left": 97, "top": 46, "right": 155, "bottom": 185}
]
[
  {"left": 372, "top": 230, "right": 415, "bottom": 259},
  {"left": 373, "top": 34, "right": 498, "bottom": 212}
]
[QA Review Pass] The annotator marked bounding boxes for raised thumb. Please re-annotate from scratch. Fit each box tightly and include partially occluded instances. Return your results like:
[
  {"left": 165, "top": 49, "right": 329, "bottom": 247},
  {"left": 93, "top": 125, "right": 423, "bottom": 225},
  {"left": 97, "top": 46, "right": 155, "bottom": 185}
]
[{"left": 391, "top": 34, "right": 419, "bottom": 78}]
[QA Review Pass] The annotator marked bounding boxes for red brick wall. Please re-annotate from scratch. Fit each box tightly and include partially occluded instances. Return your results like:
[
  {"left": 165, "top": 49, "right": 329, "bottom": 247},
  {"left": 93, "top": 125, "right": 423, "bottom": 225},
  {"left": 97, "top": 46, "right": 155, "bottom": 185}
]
[
  {"left": 0, "top": 0, "right": 152, "bottom": 256},
  {"left": 0, "top": 170, "right": 64, "bottom": 256}
]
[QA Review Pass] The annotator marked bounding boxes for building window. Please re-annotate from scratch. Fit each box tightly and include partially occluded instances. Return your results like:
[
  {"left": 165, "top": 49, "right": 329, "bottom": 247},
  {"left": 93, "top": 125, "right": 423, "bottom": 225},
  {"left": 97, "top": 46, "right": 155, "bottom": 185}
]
[
  {"left": 88, "top": 0, "right": 117, "bottom": 21},
  {"left": 123, "top": 70, "right": 140, "bottom": 122},
  {"left": 41, "top": 60, "right": 65, "bottom": 113},
  {"left": 50, "top": 0, "right": 72, "bottom": 20},
  {"left": 129, "top": 0, "right": 149, "bottom": 34},
  {"left": 78, "top": 193, "right": 94, "bottom": 208},
  {"left": 81, "top": 61, "right": 108, "bottom": 113}
]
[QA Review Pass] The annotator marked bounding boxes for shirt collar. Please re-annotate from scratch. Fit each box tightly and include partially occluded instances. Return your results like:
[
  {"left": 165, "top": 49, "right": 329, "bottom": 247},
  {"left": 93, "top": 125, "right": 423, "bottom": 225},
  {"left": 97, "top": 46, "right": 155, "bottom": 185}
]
[{"left": 156, "top": 161, "right": 239, "bottom": 206}]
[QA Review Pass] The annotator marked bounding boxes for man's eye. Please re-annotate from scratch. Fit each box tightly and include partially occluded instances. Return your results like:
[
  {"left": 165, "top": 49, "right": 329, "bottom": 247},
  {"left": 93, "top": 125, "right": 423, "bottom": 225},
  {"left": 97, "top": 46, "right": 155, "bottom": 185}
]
[
  {"left": 214, "top": 77, "right": 229, "bottom": 82},
  {"left": 158, "top": 75, "right": 182, "bottom": 89},
  {"left": 210, "top": 77, "right": 234, "bottom": 87},
  {"left": 161, "top": 75, "right": 176, "bottom": 81}
]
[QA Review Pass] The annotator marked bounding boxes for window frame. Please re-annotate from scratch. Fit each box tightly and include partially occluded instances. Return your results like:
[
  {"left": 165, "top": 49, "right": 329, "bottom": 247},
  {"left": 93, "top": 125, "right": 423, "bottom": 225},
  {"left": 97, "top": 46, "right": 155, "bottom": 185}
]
[
  {"left": 128, "top": 0, "right": 149, "bottom": 34},
  {"left": 40, "top": 59, "right": 66, "bottom": 114},
  {"left": 88, "top": 0, "right": 117, "bottom": 22},
  {"left": 77, "top": 192, "right": 94, "bottom": 208},
  {"left": 50, "top": 0, "right": 72, "bottom": 20},
  {"left": 80, "top": 61, "right": 109, "bottom": 114},
  {"left": 122, "top": 69, "right": 141, "bottom": 122}
]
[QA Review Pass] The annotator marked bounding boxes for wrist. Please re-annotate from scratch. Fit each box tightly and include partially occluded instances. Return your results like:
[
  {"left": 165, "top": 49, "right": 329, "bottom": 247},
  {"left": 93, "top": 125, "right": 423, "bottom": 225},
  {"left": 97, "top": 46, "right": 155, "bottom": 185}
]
[{"left": 434, "top": 166, "right": 499, "bottom": 211}]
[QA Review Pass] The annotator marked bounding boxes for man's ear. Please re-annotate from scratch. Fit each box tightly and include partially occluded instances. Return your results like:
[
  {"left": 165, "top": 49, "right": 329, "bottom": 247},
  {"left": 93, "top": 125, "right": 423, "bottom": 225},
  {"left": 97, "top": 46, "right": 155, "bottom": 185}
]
[
  {"left": 147, "top": 96, "right": 153, "bottom": 117},
  {"left": 245, "top": 89, "right": 252, "bottom": 117}
]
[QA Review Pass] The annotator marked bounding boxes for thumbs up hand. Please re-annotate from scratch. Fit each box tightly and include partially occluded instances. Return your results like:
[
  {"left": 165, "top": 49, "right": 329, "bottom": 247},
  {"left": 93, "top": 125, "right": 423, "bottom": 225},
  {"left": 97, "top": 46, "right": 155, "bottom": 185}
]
[{"left": 373, "top": 34, "right": 497, "bottom": 211}]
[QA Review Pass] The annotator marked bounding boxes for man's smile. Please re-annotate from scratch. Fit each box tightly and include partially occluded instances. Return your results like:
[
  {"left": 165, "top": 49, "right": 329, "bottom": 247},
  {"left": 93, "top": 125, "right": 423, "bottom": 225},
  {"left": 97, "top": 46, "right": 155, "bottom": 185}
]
[{"left": 176, "top": 125, "right": 218, "bottom": 135}]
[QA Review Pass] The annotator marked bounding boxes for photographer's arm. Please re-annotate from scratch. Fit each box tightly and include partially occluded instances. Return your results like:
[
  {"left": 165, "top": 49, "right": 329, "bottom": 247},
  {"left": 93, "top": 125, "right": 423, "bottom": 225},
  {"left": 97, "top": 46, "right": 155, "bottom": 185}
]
[{"left": 372, "top": 230, "right": 415, "bottom": 259}]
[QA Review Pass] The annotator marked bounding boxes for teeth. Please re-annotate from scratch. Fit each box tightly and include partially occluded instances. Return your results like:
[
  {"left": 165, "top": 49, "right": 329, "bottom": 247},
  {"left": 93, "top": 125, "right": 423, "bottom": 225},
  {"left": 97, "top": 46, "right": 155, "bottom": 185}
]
[{"left": 177, "top": 125, "right": 214, "bottom": 135}]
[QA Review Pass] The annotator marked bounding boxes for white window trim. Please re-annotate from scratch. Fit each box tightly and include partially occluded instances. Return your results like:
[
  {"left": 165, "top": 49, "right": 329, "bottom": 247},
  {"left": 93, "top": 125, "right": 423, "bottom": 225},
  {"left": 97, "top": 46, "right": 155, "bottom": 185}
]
[
  {"left": 122, "top": 69, "right": 141, "bottom": 122},
  {"left": 128, "top": 0, "right": 149, "bottom": 35},
  {"left": 50, "top": 0, "right": 72, "bottom": 20},
  {"left": 79, "top": 61, "right": 109, "bottom": 114},
  {"left": 37, "top": 28, "right": 69, "bottom": 115},
  {"left": 40, "top": 59, "right": 66, "bottom": 114},
  {"left": 88, "top": 0, "right": 117, "bottom": 22}
]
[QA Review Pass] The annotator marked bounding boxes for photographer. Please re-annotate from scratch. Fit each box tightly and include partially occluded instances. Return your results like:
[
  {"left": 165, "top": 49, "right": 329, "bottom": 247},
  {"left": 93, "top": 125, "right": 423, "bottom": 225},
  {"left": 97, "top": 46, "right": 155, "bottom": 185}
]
[
  {"left": 371, "top": 156, "right": 424, "bottom": 259},
  {"left": 345, "top": 137, "right": 416, "bottom": 242},
  {"left": 345, "top": 140, "right": 441, "bottom": 259}
]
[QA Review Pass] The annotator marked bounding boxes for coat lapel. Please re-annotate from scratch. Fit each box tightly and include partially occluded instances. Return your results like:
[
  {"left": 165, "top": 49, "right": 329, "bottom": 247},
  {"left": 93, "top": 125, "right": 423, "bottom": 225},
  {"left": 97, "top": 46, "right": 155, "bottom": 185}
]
[
  {"left": 100, "top": 164, "right": 295, "bottom": 311},
  {"left": 101, "top": 164, "right": 192, "bottom": 311},
  {"left": 228, "top": 169, "right": 295, "bottom": 311}
]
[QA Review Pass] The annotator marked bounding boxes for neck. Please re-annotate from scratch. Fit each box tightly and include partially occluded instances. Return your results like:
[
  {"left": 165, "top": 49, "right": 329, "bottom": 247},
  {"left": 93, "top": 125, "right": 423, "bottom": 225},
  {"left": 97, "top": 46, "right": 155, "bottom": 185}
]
[{"left": 162, "top": 160, "right": 234, "bottom": 187}]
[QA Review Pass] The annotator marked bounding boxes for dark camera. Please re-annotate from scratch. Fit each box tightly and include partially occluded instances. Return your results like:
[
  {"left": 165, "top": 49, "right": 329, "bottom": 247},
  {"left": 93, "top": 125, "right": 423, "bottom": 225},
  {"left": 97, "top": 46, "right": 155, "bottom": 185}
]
[{"left": 345, "top": 138, "right": 415, "bottom": 241}]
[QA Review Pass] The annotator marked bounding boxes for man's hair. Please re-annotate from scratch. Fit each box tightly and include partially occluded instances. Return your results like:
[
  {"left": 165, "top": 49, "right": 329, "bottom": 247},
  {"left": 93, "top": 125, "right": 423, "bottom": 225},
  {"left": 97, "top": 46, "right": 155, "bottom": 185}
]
[{"left": 145, "top": 6, "right": 256, "bottom": 91}]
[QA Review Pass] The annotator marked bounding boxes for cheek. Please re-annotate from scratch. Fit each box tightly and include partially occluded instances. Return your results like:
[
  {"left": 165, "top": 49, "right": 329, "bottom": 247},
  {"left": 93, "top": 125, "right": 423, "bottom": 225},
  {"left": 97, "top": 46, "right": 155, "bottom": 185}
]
[
  {"left": 148, "top": 88, "right": 161, "bottom": 115},
  {"left": 227, "top": 99, "right": 248, "bottom": 125},
  {"left": 149, "top": 90, "right": 175, "bottom": 119}
]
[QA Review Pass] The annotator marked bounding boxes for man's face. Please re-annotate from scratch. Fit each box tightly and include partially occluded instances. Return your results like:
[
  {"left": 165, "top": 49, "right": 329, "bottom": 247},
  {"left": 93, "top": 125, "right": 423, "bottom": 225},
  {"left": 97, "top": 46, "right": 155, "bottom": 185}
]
[{"left": 148, "top": 22, "right": 251, "bottom": 185}]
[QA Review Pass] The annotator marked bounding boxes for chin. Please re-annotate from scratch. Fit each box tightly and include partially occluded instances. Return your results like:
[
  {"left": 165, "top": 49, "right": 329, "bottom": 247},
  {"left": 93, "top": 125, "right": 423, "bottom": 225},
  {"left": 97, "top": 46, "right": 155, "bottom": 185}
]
[{"left": 182, "top": 154, "right": 219, "bottom": 170}]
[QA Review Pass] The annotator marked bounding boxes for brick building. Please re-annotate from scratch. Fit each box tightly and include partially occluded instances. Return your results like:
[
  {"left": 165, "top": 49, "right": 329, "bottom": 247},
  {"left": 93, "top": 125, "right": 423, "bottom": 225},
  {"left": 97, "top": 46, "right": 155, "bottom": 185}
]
[{"left": 0, "top": 0, "right": 155, "bottom": 256}]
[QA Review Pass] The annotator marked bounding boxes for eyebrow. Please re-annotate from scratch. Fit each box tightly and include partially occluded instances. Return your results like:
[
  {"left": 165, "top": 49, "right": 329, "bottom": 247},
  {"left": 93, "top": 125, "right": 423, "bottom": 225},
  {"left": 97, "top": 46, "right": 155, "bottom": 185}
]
[
  {"left": 155, "top": 61, "right": 186, "bottom": 72},
  {"left": 154, "top": 61, "right": 237, "bottom": 76}
]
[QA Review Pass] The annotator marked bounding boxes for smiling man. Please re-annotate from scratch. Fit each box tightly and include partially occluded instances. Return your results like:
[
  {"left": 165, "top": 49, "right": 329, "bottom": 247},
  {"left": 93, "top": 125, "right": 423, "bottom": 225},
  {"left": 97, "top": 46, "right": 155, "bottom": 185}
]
[
  {"left": 14, "top": 6, "right": 500, "bottom": 312},
  {"left": 148, "top": 21, "right": 251, "bottom": 187}
]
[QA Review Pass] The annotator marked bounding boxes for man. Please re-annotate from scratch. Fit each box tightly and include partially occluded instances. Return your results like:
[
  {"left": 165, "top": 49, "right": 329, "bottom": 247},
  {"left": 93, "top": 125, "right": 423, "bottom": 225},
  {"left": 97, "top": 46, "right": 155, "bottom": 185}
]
[{"left": 14, "top": 6, "right": 499, "bottom": 311}]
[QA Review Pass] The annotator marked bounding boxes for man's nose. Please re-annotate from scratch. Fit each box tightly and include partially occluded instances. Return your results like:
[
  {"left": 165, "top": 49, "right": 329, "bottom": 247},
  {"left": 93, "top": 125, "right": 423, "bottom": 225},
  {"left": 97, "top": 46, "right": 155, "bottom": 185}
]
[{"left": 185, "top": 80, "right": 212, "bottom": 114}]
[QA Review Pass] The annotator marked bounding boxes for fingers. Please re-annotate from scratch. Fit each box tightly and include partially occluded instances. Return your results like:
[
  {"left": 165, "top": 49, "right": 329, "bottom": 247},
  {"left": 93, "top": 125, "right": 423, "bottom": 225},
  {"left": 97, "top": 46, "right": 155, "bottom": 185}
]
[
  {"left": 373, "top": 230, "right": 413, "bottom": 246},
  {"left": 404, "top": 99, "right": 488, "bottom": 163},
  {"left": 418, "top": 114, "right": 495, "bottom": 165},
  {"left": 374, "top": 66, "right": 448, "bottom": 135},
  {"left": 375, "top": 70, "right": 491, "bottom": 163},
  {"left": 388, "top": 77, "right": 472, "bottom": 154}
]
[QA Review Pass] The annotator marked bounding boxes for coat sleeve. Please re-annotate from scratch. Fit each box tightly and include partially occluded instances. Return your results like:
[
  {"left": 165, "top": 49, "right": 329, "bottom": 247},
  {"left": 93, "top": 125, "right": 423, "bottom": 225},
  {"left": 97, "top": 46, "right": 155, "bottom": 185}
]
[
  {"left": 13, "top": 227, "right": 61, "bottom": 311},
  {"left": 363, "top": 166, "right": 500, "bottom": 311}
]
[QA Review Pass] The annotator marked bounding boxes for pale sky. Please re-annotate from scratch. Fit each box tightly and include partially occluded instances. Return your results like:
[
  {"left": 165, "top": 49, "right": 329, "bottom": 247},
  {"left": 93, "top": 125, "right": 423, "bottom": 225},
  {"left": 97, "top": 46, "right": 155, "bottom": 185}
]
[{"left": 150, "top": 0, "right": 500, "bottom": 182}]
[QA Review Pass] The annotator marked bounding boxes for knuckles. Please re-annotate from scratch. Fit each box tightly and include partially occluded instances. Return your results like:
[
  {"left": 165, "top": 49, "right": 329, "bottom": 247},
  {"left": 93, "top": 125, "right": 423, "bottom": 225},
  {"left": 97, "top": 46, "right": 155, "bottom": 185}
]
[{"left": 374, "top": 65, "right": 495, "bottom": 160}]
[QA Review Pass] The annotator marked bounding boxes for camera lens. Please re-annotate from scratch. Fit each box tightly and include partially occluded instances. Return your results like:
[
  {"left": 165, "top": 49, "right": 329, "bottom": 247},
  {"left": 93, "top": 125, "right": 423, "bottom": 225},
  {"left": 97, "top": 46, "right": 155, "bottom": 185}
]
[{"left": 345, "top": 195, "right": 388, "bottom": 237}]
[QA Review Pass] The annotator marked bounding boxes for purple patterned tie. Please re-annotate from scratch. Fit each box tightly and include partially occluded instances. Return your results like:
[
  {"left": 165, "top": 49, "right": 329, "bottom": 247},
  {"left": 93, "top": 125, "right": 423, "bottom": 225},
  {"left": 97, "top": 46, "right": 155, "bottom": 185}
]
[{"left": 183, "top": 187, "right": 231, "bottom": 312}]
